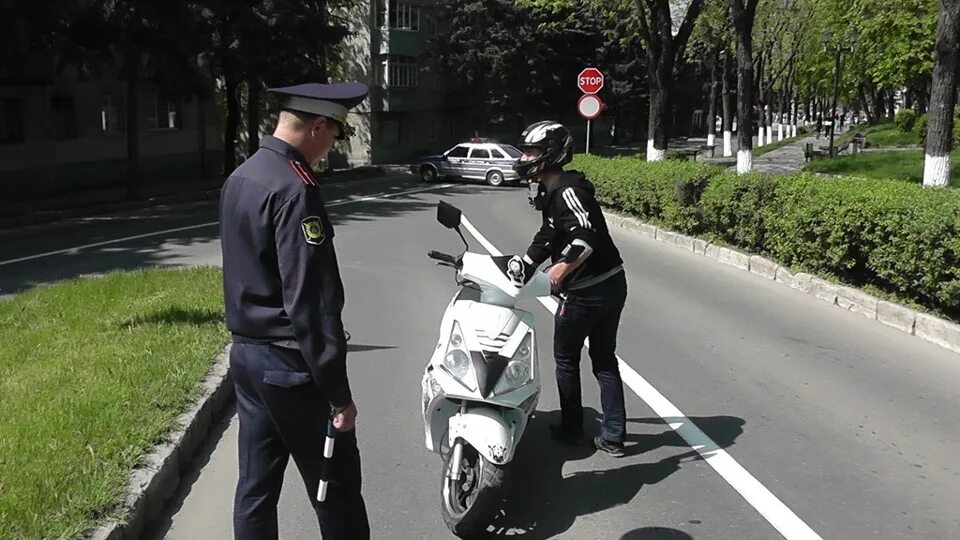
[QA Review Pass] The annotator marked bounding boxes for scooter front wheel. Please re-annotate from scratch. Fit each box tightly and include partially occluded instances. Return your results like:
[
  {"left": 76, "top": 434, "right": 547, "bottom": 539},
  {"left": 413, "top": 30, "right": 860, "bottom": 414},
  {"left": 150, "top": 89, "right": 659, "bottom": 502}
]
[{"left": 440, "top": 441, "right": 504, "bottom": 537}]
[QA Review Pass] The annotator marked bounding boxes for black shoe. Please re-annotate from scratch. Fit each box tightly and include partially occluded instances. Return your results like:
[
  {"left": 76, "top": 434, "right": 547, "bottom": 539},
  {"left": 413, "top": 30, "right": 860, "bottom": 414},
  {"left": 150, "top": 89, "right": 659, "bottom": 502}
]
[
  {"left": 593, "top": 436, "right": 625, "bottom": 457},
  {"left": 549, "top": 424, "right": 585, "bottom": 445}
]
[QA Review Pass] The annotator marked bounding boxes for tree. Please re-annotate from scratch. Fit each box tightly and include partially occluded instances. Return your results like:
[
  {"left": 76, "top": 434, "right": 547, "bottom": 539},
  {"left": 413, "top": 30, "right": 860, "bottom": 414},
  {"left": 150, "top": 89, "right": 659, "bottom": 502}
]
[
  {"left": 722, "top": 48, "right": 736, "bottom": 156},
  {"left": 728, "top": 0, "right": 761, "bottom": 173},
  {"left": 687, "top": 0, "right": 733, "bottom": 151},
  {"left": 923, "top": 0, "right": 959, "bottom": 187},
  {"left": 429, "top": 0, "right": 604, "bottom": 133},
  {"left": 635, "top": 0, "right": 706, "bottom": 161}
]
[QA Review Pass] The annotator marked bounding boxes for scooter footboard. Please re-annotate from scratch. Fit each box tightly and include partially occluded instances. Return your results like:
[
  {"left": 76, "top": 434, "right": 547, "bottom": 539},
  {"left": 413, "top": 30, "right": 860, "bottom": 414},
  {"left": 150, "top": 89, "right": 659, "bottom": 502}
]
[{"left": 448, "top": 407, "right": 527, "bottom": 466}]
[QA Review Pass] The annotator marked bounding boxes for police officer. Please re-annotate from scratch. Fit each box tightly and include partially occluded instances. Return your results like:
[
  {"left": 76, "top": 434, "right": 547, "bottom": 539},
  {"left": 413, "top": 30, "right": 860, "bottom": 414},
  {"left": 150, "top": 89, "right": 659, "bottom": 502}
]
[
  {"left": 514, "top": 121, "right": 628, "bottom": 457},
  {"left": 219, "top": 82, "right": 370, "bottom": 539}
]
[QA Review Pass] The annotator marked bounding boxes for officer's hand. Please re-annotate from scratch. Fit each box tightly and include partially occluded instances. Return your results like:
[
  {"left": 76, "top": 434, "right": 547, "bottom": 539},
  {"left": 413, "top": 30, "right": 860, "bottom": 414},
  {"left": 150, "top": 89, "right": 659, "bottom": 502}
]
[{"left": 332, "top": 402, "right": 358, "bottom": 431}]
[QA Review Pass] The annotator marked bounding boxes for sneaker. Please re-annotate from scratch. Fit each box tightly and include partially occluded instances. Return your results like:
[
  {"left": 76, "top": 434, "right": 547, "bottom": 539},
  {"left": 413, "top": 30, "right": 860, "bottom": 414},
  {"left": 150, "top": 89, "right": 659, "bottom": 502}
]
[
  {"left": 549, "top": 424, "right": 585, "bottom": 445},
  {"left": 593, "top": 436, "right": 625, "bottom": 457}
]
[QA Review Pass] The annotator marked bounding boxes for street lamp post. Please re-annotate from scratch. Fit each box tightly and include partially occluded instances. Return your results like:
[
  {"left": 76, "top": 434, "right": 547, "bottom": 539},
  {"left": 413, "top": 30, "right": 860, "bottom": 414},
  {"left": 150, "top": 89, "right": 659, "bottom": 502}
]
[{"left": 823, "top": 30, "right": 858, "bottom": 158}]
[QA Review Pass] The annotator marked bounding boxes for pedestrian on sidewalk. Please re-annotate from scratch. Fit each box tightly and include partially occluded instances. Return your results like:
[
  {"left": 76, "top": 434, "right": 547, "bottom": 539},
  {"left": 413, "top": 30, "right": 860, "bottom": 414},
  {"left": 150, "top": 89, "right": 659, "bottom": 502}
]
[
  {"left": 514, "top": 121, "right": 629, "bottom": 457},
  {"left": 816, "top": 116, "right": 823, "bottom": 139},
  {"left": 220, "top": 82, "right": 371, "bottom": 540}
]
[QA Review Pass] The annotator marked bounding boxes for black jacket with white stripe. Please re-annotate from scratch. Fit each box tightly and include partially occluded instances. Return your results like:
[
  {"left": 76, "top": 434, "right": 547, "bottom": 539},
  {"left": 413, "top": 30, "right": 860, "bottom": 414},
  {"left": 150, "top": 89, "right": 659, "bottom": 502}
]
[{"left": 524, "top": 170, "right": 624, "bottom": 291}]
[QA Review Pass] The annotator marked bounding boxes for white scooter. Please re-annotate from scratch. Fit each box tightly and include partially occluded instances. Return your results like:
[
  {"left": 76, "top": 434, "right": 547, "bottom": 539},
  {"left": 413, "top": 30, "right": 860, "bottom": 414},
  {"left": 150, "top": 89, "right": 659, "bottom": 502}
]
[{"left": 421, "top": 201, "right": 584, "bottom": 537}]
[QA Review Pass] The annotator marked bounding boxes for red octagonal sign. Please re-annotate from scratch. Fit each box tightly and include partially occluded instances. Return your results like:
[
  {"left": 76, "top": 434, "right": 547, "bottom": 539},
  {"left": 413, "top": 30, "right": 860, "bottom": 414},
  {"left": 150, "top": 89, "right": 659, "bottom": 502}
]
[{"left": 578, "top": 67, "right": 604, "bottom": 94}]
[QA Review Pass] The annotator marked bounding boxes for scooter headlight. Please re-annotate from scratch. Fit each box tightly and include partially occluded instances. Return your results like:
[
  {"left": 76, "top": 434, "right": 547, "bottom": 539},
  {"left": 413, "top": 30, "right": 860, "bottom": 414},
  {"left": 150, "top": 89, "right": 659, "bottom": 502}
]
[
  {"left": 503, "top": 360, "right": 530, "bottom": 386},
  {"left": 441, "top": 322, "right": 477, "bottom": 391},
  {"left": 495, "top": 333, "right": 534, "bottom": 394},
  {"left": 443, "top": 350, "right": 470, "bottom": 379}
]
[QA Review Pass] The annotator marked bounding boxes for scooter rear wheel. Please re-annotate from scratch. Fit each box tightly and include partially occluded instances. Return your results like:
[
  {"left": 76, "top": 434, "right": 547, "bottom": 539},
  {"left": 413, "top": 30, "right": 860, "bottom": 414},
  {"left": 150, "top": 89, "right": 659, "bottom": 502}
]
[{"left": 440, "top": 442, "right": 504, "bottom": 537}]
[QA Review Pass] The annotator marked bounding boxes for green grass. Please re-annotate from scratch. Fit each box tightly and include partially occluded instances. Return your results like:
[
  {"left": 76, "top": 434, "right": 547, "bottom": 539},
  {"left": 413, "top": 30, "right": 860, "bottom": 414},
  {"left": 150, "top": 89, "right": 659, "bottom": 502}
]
[
  {"left": 866, "top": 126, "right": 921, "bottom": 147},
  {"left": 0, "top": 267, "right": 227, "bottom": 539},
  {"left": 753, "top": 129, "right": 810, "bottom": 156},
  {"left": 803, "top": 149, "right": 960, "bottom": 186},
  {"left": 836, "top": 120, "right": 921, "bottom": 148}
]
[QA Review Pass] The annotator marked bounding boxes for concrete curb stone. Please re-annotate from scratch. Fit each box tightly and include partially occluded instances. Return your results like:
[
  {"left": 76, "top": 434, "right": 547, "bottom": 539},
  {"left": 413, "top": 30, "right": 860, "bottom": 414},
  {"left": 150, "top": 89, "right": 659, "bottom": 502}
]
[
  {"left": 705, "top": 244, "right": 721, "bottom": 260},
  {"left": 810, "top": 278, "right": 840, "bottom": 305},
  {"left": 675, "top": 235, "right": 695, "bottom": 251},
  {"left": 85, "top": 345, "right": 234, "bottom": 540},
  {"left": 876, "top": 302, "right": 917, "bottom": 335},
  {"left": 718, "top": 247, "right": 750, "bottom": 271},
  {"left": 602, "top": 208, "right": 959, "bottom": 356},
  {"left": 692, "top": 239, "right": 710, "bottom": 255},
  {"left": 915, "top": 313, "right": 960, "bottom": 353},
  {"left": 748, "top": 256, "right": 779, "bottom": 280},
  {"left": 836, "top": 286, "right": 879, "bottom": 320},
  {"left": 656, "top": 229, "right": 678, "bottom": 245}
]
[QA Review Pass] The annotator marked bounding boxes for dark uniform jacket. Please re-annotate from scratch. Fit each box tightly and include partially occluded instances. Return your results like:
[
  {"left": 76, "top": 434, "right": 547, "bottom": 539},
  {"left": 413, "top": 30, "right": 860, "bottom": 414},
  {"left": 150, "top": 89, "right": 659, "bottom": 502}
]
[
  {"left": 524, "top": 170, "right": 624, "bottom": 291},
  {"left": 220, "top": 135, "right": 351, "bottom": 408}
]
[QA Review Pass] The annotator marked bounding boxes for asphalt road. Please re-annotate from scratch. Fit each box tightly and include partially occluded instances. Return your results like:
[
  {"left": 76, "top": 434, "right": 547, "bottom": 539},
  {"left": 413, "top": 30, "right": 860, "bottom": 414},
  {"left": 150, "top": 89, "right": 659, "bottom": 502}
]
[{"left": 3, "top": 174, "right": 959, "bottom": 540}]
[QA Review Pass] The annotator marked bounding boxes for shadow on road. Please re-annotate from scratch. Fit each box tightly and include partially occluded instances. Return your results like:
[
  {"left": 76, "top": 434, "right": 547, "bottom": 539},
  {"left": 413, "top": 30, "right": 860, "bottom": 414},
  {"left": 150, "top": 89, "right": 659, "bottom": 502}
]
[
  {"left": 476, "top": 410, "right": 744, "bottom": 539},
  {"left": 0, "top": 180, "right": 491, "bottom": 297},
  {"left": 620, "top": 527, "right": 695, "bottom": 539}
]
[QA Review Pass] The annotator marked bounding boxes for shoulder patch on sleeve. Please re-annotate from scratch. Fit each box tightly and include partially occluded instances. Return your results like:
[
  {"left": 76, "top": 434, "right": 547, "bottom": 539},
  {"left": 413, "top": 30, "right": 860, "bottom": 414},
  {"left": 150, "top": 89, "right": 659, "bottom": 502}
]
[{"left": 301, "top": 216, "right": 326, "bottom": 245}]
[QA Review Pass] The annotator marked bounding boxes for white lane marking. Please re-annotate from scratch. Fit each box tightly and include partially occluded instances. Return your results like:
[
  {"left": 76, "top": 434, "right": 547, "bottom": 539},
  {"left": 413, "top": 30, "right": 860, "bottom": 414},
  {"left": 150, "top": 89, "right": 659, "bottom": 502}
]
[
  {"left": 0, "top": 183, "right": 455, "bottom": 267},
  {"left": 461, "top": 217, "right": 824, "bottom": 540}
]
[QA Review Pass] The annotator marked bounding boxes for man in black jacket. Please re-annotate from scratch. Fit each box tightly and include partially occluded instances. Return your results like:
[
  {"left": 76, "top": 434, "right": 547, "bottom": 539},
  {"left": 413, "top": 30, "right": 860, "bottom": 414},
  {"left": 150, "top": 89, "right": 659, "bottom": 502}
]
[
  {"left": 515, "top": 121, "right": 628, "bottom": 457},
  {"left": 220, "top": 82, "right": 370, "bottom": 538}
]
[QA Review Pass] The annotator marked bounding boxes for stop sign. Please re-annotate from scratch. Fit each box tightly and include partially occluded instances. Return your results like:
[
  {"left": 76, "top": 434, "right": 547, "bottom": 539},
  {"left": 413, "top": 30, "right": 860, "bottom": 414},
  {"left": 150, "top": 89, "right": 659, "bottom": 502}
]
[{"left": 578, "top": 68, "right": 604, "bottom": 94}]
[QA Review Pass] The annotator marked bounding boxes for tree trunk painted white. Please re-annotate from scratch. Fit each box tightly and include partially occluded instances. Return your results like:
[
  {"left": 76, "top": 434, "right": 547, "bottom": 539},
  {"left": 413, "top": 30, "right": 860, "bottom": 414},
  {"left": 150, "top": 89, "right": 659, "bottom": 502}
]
[
  {"left": 777, "top": 123, "right": 784, "bottom": 141},
  {"left": 921, "top": 0, "right": 958, "bottom": 187},
  {"left": 737, "top": 149, "right": 752, "bottom": 174},
  {"left": 757, "top": 125, "right": 764, "bottom": 147},
  {"left": 723, "top": 130, "right": 733, "bottom": 157},
  {"left": 792, "top": 124, "right": 797, "bottom": 137},
  {"left": 766, "top": 125, "right": 773, "bottom": 144},
  {"left": 924, "top": 154, "right": 951, "bottom": 187},
  {"left": 707, "top": 133, "right": 715, "bottom": 147},
  {"left": 648, "top": 143, "right": 667, "bottom": 162}
]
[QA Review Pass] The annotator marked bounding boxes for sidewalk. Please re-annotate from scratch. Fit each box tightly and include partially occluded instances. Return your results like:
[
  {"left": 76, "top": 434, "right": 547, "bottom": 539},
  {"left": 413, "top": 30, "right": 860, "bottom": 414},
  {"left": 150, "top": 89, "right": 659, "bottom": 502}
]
[{"left": 747, "top": 135, "right": 820, "bottom": 173}]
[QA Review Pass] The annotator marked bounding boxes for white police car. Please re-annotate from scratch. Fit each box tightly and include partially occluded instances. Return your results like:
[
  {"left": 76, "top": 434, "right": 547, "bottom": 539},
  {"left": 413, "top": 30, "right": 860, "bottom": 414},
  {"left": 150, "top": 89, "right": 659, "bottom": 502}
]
[{"left": 412, "top": 139, "right": 523, "bottom": 187}]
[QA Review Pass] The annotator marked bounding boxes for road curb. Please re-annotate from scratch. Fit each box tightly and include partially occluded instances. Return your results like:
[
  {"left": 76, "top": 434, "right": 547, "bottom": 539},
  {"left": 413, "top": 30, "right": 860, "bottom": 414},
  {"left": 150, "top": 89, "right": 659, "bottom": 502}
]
[
  {"left": 86, "top": 344, "right": 233, "bottom": 540},
  {"left": 606, "top": 210, "right": 959, "bottom": 356}
]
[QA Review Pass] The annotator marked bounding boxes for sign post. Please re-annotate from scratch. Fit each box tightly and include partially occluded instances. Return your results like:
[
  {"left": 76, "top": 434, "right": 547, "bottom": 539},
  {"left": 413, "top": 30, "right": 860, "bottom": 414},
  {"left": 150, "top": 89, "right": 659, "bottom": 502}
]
[
  {"left": 577, "top": 68, "right": 604, "bottom": 154},
  {"left": 577, "top": 94, "right": 603, "bottom": 154}
]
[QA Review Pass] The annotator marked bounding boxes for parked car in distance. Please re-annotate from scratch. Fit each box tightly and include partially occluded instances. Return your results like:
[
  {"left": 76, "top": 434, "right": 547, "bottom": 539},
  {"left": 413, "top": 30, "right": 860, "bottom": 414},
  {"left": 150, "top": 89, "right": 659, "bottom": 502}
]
[{"left": 412, "top": 139, "right": 524, "bottom": 187}]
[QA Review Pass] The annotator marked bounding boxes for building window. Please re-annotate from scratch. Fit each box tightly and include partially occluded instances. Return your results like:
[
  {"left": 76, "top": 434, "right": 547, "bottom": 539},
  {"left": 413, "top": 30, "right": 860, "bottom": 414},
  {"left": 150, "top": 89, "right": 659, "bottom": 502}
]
[
  {"left": 0, "top": 98, "right": 25, "bottom": 144},
  {"left": 379, "top": 55, "right": 418, "bottom": 88},
  {"left": 377, "top": 1, "right": 420, "bottom": 31},
  {"left": 147, "top": 95, "right": 181, "bottom": 130},
  {"left": 50, "top": 96, "right": 78, "bottom": 140},
  {"left": 101, "top": 95, "right": 125, "bottom": 134}
]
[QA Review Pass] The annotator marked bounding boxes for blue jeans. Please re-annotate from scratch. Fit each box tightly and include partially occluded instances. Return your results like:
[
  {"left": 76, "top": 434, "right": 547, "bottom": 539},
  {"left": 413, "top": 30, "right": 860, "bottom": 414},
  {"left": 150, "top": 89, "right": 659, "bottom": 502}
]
[{"left": 554, "top": 271, "right": 628, "bottom": 443}]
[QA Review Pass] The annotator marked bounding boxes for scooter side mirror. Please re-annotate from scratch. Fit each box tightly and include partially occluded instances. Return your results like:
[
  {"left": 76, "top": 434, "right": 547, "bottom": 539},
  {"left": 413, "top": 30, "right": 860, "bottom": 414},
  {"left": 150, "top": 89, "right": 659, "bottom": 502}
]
[{"left": 437, "top": 201, "right": 463, "bottom": 230}]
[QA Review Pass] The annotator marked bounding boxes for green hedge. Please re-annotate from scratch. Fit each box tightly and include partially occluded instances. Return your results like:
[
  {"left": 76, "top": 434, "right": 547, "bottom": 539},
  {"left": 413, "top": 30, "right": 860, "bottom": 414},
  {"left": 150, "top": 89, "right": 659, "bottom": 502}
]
[
  {"left": 895, "top": 108, "right": 918, "bottom": 133},
  {"left": 572, "top": 154, "right": 960, "bottom": 315}
]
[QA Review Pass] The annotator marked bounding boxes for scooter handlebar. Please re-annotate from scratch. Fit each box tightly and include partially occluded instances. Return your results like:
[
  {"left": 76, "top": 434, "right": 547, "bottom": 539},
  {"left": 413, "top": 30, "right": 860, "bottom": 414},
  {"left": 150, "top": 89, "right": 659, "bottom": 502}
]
[{"left": 427, "top": 250, "right": 457, "bottom": 264}]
